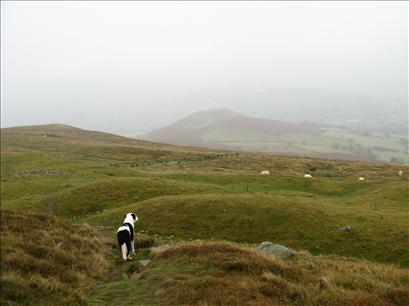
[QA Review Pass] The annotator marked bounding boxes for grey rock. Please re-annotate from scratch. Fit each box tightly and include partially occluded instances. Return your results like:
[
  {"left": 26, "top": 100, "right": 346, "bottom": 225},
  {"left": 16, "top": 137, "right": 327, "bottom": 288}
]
[
  {"left": 339, "top": 225, "right": 352, "bottom": 231},
  {"left": 257, "top": 241, "right": 293, "bottom": 258}
]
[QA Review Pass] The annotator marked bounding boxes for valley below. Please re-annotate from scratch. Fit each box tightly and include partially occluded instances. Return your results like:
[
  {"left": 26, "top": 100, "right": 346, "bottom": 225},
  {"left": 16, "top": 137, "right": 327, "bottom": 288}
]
[{"left": 145, "top": 109, "right": 408, "bottom": 165}]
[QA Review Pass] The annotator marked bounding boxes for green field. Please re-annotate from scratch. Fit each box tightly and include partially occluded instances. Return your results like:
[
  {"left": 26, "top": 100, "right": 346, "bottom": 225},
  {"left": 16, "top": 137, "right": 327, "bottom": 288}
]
[
  {"left": 1, "top": 124, "right": 409, "bottom": 305},
  {"left": 201, "top": 127, "right": 408, "bottom": 164}
]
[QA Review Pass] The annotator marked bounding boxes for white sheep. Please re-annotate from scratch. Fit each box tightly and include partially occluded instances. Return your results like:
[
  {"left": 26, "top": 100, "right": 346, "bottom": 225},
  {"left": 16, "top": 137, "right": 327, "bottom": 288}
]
[
  {"left": 304, "top": 174, "right": 312, "bottom": 178},
  {"left": 358, "top": 177, "right": 365, "bottom": 181},
  {"left": 398, "top": 170, "right": 403, "bottom": 177},
  {"left": 260, "top": 170, "right": 270, "bottom": 176}
]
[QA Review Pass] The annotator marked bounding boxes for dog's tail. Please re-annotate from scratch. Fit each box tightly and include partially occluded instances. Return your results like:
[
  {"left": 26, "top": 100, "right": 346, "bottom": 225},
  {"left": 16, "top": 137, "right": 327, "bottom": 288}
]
[{"left": 120, "top": 244, "right": 127, "bottom": 261}]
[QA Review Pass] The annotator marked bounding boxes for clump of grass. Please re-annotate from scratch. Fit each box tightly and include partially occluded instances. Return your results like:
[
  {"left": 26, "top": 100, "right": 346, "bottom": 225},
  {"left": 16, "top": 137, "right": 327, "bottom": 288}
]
[
  {"left": 306, "top": 161, "right": 339, "bottom": 177},
  {"left": 313, "top": 167, "right": 338, "bottom": 177},
  {"left": 134, "top": 233, "right": 155, "bottom": 249},
  {"left": 0, "top": 210, "right": 108, "bottom": 305},
  {"left": 125, "top": 241, "right": 409, "bottom": 305}
]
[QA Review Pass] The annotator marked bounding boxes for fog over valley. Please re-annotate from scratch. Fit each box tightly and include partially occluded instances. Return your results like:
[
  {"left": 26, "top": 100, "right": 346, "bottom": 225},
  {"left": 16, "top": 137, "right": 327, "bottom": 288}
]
[{"left": 2, "top": 1, "right": 407, "bottom": 137}]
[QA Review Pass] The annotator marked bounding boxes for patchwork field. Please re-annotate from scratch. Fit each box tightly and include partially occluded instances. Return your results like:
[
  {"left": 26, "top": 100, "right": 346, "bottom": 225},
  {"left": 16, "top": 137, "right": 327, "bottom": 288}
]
[
  {"left": 145, "top": 109, "right": 408, "bottom": 164},
  {"left": 1, "top": 124, "right": 408, "bottom": 305},
  {"left": 202, "top": 127, "right": 408, "bottom": 164}
]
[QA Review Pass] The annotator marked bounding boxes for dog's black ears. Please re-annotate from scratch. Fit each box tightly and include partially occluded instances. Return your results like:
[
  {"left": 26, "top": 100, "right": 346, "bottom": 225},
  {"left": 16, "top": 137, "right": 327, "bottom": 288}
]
[{"left": 131, "top": 213, "right": 136, "bottom": 220}]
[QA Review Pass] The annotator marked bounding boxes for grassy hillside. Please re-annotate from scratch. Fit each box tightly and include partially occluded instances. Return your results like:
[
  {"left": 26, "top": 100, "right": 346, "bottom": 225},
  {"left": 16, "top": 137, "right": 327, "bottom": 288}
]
[
  {"left": 0, "top": 210, "right": 108, "bottom": 305},
  {"left": 85, "top": 188, "right": 409, "bottom": 267},
  {"left": 1, "top": 124, "right": 409, "bottom": 305},
  {"left": 87, "top": 241, "right": 409, "bottom": 306}
]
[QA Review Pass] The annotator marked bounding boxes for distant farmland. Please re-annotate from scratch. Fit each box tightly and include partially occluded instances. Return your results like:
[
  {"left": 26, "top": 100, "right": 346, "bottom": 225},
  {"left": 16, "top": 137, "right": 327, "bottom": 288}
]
[{"left": 146, "top": 109, "right": 408, "bottom": 164}]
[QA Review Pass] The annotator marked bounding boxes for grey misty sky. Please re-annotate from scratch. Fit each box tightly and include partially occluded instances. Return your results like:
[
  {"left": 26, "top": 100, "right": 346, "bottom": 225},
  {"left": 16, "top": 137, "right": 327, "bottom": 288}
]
[{"left": 1, "top": 1, "right": 408, "bottom": 133}]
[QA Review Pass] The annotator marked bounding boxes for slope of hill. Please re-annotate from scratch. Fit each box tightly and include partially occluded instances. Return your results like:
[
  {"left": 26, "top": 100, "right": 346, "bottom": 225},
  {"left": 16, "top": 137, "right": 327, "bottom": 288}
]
[
  {"left": 146, "top": 108, "right": 320, "bottom": 147},
  {"left": 144, "top": 109, "right": 408, "bottom": 164},
  {"left": 1, "top": 124, "right": 409, "bottom": 305}
]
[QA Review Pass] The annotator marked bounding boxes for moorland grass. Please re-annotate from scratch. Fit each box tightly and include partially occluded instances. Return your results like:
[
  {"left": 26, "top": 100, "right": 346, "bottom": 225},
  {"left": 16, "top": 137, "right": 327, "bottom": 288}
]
[
  {"left": 87, "top": 241, "right": 409, "bottom": 306},
  {"left": 0, "top": 210, "right": 108, "bottom": 305},
  {"left": 1, "top": 124, "right": 409, "bottom": 305},
  {"left": 2, "top": 125, "right": 408, "bottom": 267},
  {"left": 86, "top": 191, "right": 409, "bottom": 267}
]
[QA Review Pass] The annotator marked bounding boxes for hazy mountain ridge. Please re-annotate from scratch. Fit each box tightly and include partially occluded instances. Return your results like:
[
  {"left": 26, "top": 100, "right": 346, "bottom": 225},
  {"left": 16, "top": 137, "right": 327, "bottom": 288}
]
[
  {"left": 174, "top": 88, "right": 408, "bottom": 133},
  {"left": 145, "top": 108, "right": 320, "bottom": 146},
  {"left": 4, "top": 85, "right": 407, "bottom": 137}
]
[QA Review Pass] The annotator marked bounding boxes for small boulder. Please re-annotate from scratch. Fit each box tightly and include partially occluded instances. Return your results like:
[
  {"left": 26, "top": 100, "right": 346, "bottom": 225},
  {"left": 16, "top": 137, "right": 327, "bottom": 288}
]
[
  {"left": 257, "top": 242, "right": 293, "bottom": 258},
  {"left": 339, "top": 225, "right": 352, "bottom": 231}
]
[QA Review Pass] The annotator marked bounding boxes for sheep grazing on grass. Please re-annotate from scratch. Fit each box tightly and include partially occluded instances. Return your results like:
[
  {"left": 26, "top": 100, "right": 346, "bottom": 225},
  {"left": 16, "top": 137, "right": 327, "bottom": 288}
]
[
  {"left": 304, "top": 174, "right": 312, "bottom": 178},
  {"left": 260, "top": 170, "right": 270, "bottom": 176},
  {"left": 398, "top": 170, "right": 403, "bottom": 177},
  {"left": 339, "top": 225, "right": 353, "bottom": 231},
  {"left": 358, "top": 177, "right": 365, "bottom": 181}
]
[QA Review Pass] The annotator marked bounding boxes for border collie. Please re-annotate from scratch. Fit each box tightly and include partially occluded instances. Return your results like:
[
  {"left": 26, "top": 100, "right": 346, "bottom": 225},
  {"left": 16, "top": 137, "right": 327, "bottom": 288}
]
[{"left": 117, "top": 212, "right": 138, "bottom": 261}]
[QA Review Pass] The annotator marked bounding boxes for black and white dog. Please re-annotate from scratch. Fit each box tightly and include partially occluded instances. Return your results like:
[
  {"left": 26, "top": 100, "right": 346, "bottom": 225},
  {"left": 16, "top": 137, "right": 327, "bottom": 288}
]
[{"left": 117, "top": 212, "right": 138, "bottom": 261}]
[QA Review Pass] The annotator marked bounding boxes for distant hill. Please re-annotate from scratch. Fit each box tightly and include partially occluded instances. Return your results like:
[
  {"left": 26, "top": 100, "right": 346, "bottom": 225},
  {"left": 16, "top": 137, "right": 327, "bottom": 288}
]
[
  {"left": 145, "top": 108, "right": 320, "bottom": 147},
  {"left": 172, "top": 88, "right": 408, "bottom": 135},
  {"left": 144, "top": 109, "right": 408, "bottom": 164}
]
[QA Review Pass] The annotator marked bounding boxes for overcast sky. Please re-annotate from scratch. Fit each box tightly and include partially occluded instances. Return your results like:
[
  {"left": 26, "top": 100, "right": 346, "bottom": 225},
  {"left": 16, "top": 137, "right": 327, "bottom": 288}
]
[{"left": 1, "top": 1, "right": 407, "bottom": 134}]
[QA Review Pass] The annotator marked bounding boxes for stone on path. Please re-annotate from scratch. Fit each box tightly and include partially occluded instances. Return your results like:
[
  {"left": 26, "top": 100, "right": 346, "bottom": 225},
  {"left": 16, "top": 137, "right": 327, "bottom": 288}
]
[{"left": 139, "top": 259, "right": 152, "bottom": 267}]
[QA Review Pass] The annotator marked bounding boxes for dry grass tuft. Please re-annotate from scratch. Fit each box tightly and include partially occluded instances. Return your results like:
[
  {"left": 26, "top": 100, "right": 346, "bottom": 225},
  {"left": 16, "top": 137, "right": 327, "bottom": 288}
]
[
  {"left": 134, "top": 233, "right": 155, "bottom": 249},
  {"left": 0, "top": 210, "right": 108, "bottom": 305}
]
